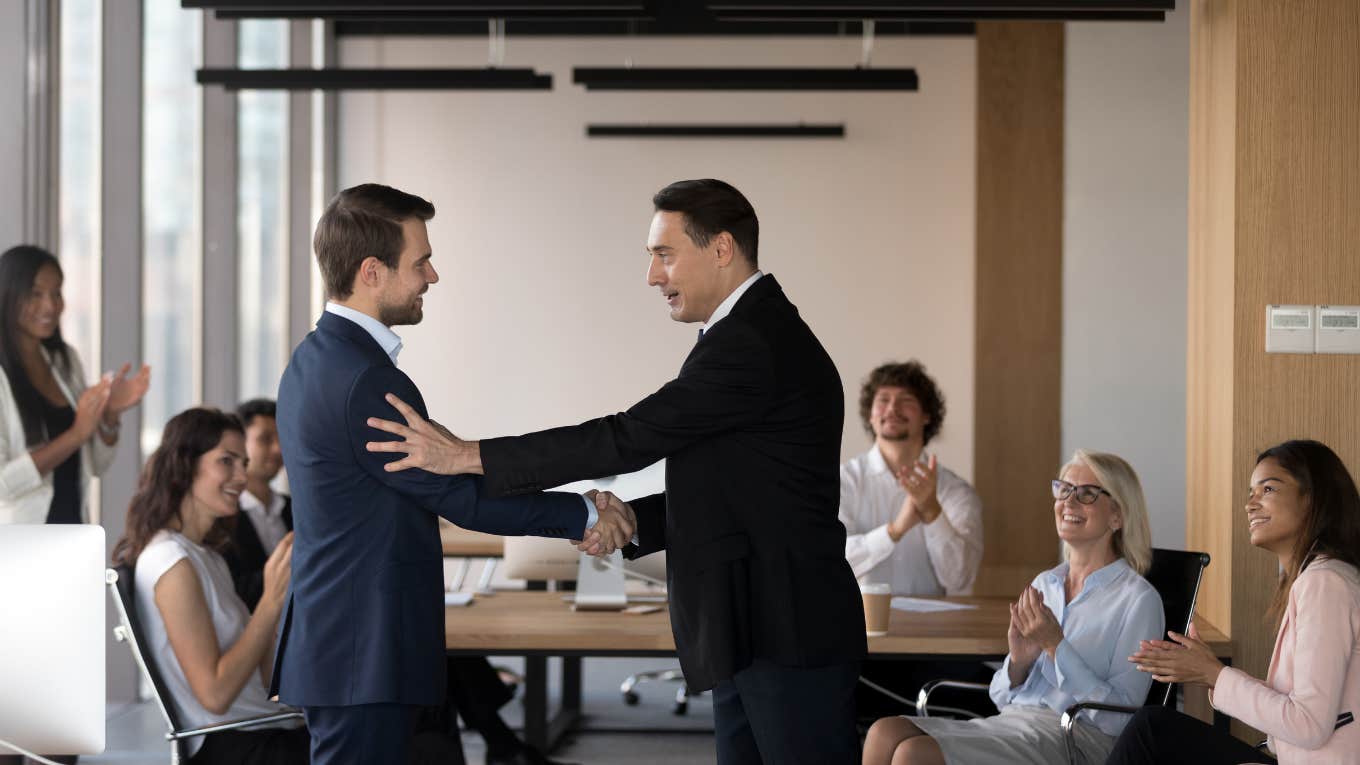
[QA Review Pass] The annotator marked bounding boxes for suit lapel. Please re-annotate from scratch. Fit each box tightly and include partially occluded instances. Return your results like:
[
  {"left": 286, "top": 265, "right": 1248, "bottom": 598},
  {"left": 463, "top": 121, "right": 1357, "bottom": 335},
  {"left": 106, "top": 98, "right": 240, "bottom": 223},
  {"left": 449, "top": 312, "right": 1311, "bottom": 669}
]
[{"left": 316, "top": 311, "right": 396, "bottom": 369}]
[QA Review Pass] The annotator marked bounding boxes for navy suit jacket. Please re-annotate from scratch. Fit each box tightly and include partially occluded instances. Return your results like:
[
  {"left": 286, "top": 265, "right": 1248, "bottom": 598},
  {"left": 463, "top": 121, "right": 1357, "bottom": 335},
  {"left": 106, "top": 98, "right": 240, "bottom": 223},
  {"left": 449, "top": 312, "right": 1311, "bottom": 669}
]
[{"left": 271, "top": 311, "right": 586, "bottom": 707}]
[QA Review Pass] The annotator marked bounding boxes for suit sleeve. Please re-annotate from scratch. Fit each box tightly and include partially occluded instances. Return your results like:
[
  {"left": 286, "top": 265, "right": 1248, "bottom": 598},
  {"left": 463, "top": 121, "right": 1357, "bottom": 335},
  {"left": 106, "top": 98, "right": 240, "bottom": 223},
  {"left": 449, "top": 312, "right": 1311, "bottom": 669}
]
[
  {"left": 481, "top": 321, "right": 775, "bottom": 496},
  {"left": 349, "top": 364, "right": 588, "bottom": 539},
  {"left": 622, "top": 492, "right": 667, "bottom": 559}
]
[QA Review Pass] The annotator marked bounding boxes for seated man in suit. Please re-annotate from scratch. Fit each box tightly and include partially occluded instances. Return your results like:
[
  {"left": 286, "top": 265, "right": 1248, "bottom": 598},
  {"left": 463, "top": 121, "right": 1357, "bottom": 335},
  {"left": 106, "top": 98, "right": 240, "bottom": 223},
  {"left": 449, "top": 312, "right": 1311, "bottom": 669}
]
[
  {"left": 273, "top": 182, "right": 634, "bottom": 764},
  {"left": 224, "top": 398, "right": 292, "bottom": 611}
]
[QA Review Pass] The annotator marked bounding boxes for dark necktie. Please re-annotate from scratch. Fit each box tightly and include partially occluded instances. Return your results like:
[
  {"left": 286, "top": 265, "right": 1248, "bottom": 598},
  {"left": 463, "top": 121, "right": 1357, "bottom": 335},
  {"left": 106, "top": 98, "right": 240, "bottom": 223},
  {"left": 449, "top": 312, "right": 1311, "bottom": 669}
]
[{"left": 697, "top": 328, "right": 705, "bottom": 343}]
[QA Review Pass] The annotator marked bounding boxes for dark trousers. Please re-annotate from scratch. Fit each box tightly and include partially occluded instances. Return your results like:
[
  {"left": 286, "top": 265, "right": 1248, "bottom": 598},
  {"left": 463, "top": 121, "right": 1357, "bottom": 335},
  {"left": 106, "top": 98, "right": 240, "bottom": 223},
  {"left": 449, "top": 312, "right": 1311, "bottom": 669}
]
[
  {"left": 1106, "top": 706, "right": 1277, "bottom": 765},
  {"left": 712, "top": 659, "right": 860, "bottom": 765},
  {"left": 0, "top": 756, "right": 76, "bottom": 764},
  {"left": 445, "top": 657, "right": 521, "bottom": 757},
  {"left": 188, "top": 726, "right": 310, "bottom": 765},
  {"left": 304, "top": 704, "right": 420, "bottom": 765}
]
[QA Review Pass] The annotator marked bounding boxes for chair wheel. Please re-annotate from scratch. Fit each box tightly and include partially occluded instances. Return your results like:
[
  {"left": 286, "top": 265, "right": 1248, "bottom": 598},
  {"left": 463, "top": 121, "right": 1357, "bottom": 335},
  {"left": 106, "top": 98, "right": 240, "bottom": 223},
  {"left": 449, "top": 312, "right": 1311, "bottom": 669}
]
[
  {"left": 672, "top": 700, "right": 688, "bottom": 715},
  {"left": 623, "top": 691, "right": 640, "bottom": 705}
]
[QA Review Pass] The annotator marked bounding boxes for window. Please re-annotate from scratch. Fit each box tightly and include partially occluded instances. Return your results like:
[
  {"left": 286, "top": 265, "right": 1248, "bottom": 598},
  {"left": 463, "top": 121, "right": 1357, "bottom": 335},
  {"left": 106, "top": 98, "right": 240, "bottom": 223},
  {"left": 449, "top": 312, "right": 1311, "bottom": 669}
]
[
  {"left": 141, "top": 0, "right": 202, "bottom": 454},
  {"left": 237, "top": 19, "right": 289, "bottom": 400},
  {"left": 58, "top": 0, "right": 102, "bottom": 378}
]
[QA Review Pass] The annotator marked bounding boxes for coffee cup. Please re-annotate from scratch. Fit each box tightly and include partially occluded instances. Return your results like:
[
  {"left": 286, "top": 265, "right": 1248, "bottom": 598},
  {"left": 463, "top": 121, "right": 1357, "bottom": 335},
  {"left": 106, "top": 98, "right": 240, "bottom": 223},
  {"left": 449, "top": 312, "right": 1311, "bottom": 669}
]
[{"left": 861, "top": 583, "right": 892, "bottom": 636}]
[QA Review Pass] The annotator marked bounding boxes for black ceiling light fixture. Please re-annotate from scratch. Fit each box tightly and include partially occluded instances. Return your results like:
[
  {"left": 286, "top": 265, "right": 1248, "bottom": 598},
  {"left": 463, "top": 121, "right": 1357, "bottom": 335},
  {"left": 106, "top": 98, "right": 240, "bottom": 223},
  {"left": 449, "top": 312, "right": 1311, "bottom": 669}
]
[
  {"left": 573, "top": 66, "right": 917, "bottom": 90},
  {"left": 195, "top": 67, "right": 553, "bottom": 90},
  {"left": 586, "top": 123, "right": 845, "bottom": 138}
]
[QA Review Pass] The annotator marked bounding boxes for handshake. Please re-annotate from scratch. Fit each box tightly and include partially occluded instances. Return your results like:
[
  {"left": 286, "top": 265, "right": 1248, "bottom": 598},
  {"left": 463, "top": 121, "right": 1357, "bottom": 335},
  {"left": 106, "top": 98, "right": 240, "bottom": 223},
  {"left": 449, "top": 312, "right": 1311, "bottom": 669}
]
[{"left": 574, "top": 490, "right": 636, "bottom": 557}]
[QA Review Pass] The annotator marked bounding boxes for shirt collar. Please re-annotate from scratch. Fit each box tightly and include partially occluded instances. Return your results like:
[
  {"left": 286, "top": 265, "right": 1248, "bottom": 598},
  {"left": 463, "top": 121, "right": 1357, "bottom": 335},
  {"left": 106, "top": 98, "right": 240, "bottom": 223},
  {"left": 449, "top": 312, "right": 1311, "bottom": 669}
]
[
  {"left": 865, "top": 445, "right": 929, "bottom": 476},
  {"left": 1047, "top": 558, "right": 1130, "bottom": 593},
  {"left": 325, "top": 301, "right": 403, "bottom": 364},
  {"left": 239, "top": 489, "right": 284, "bottom": 517},
  {"left": 700, "top": 271, "right": 764, "bottom": 334}
]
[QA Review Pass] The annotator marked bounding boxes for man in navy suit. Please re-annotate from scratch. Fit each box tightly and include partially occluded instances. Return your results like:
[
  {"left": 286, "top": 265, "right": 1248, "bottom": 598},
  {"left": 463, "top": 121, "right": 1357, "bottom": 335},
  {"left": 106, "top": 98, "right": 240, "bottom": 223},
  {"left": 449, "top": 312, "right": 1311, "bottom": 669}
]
[{"left": 273, "top": 183, "right": 634, "bottom": 764}]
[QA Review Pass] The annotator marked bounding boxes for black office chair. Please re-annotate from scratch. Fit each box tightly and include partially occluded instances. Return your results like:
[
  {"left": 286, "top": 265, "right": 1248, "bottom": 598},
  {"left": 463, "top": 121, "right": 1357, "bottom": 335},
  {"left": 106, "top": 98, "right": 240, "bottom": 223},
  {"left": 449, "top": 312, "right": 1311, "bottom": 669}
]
[
  {"left": 106, "top": 565, "right": 303, "bottom": 765},
  {"left": 915, "top": 548, "right": 1211, "bottom": 765}
]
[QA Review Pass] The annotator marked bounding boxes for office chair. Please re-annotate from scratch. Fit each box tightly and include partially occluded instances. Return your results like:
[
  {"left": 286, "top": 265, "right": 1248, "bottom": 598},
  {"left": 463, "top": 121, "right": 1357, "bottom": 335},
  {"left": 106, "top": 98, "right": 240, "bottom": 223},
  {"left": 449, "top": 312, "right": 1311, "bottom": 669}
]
[
  {"left": 106, "top": 566, "right": 304, "bottom": 765},
  {"left": 620, "top": 668, "right": 698, "bottom": 715},
  {"left": 914, "top": 549, "right": 1211, "bottom": 765}
]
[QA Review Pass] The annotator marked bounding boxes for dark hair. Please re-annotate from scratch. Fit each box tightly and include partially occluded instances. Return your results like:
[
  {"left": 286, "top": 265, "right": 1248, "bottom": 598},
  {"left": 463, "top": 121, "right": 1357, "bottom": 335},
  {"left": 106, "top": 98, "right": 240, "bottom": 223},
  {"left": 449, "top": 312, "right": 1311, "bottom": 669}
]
[
  {"left": 1257, "top": 440, "right": 1360, "bottom": 623},
  {"left": 112, "top": 408, "right": 244, "bottom": 566},
  {"left": 652, "top": 179, "right": 759, "bottom": 268},
  {"left": 313, "top": 183, "right": 435, "bottom": 300},
  {"left": 236, "top": 398, "right": 276, "bottom": 429},
  {"left": 0, "top": 245, "right": 72, "bottom": 445},
  {"left": 858, "top": 360, "right": 946, "bottom": 444}
]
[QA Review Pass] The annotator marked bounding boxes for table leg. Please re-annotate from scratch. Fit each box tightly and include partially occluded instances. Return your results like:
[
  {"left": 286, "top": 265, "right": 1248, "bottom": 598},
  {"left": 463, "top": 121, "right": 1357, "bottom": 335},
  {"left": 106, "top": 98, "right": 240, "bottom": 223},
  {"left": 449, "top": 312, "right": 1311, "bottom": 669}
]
[{"left": 523, "top": 655, "right": 548, "bottom": 751}]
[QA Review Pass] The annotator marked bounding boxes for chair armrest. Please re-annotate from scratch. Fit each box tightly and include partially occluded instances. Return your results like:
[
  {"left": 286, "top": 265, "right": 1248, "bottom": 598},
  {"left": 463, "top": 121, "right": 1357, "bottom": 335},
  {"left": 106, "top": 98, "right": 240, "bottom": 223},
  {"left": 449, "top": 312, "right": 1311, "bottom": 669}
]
[
  {"left": 916, "top": 679, "right": 990, "bottom": 718},
  {"left": 170, "top": 710, "right": 304, "bottom": 740},
  {"left": 1059, "top": 701, "right": 1143, "bottom": 731}
]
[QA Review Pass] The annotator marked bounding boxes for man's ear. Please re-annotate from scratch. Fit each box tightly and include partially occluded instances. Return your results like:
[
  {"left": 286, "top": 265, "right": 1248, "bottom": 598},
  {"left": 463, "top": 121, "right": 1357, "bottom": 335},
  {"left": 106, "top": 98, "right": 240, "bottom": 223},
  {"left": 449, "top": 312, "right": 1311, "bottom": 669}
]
[
  {"left": 713, "top": 231, "right": 736, "bottom": 268},
  {"left": 357, "top": 256, "right": 385, "bottom": 288}
]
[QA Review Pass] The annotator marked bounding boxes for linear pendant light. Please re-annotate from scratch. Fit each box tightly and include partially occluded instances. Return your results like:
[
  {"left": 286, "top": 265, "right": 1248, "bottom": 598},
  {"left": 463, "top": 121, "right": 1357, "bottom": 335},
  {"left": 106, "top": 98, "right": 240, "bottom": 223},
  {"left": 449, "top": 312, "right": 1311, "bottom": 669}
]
[
  {"left": 195, "top": 67, "right": 552, "bottom": 90},
  {"left": 587, "top": 123, "right": 845, "bottom": 138},
  {"left": 573, "top": 67, "right": 917, "bottom": 91}
]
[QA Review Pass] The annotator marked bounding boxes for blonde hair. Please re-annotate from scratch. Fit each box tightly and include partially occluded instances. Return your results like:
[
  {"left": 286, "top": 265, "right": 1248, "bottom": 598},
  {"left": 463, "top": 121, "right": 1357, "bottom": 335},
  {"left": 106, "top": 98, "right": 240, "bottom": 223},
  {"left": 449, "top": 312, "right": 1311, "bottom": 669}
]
[{"left": 1060, "top": 449, "right": 1153, "bottom": 575}]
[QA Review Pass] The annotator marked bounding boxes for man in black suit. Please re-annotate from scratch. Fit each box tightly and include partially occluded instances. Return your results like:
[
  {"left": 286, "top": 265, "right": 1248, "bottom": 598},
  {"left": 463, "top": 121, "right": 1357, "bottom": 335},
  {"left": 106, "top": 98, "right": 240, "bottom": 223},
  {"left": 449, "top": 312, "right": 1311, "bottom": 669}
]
[
  {"left": 368, "top": 179, "right": 866, "bottom": 764},
  {"left": 224, "top": 398, "right": 293, "bottom": 611}
]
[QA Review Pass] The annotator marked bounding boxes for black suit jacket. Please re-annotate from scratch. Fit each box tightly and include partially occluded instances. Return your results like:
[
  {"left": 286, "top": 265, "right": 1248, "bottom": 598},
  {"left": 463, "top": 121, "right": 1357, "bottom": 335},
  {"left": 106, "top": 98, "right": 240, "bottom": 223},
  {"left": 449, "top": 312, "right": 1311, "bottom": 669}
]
[
  {"left": 481, "top": 275, "right": 866, "bottom": 691},
  {"left": 224, "top": 495, "right": 294, "bottom": 612}
]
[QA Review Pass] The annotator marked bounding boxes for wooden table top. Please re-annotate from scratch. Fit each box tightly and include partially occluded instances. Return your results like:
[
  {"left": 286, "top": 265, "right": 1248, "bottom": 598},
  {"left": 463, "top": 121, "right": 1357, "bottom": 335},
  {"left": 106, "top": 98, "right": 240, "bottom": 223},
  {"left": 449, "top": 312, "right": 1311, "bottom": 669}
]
[
  {"left": 445, "top": 592, "right": 1233, "bottom": 658},
  {"left": 440, "top": 521, "right": 504, "bottom": 558}
]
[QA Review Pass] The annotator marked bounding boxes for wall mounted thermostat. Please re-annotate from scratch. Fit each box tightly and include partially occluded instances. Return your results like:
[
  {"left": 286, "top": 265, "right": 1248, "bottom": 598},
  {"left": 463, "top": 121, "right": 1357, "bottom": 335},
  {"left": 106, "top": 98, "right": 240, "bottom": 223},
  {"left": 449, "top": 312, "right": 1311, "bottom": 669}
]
[
  {"left": 1315, "top": 305, "right": 1360, "bottom": 354},
  {"left": 1265, "top": 305, "right": 1315, "bottom": 353}
]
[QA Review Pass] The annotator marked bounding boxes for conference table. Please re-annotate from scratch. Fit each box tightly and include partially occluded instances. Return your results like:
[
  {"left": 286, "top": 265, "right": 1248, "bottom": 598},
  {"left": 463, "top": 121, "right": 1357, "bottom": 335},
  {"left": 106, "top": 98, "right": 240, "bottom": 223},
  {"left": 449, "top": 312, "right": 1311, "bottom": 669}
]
[{"left": 445, "top": 592, "right": 1233, "bottom": 752}]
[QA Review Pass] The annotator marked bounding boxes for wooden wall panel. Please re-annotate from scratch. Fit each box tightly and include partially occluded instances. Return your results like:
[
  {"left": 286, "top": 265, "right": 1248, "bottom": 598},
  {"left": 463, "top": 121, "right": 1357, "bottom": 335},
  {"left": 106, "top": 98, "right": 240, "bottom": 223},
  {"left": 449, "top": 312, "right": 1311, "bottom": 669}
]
[
  {"left": 1188, "top": 0, "right": 1360, "bottom": 740},
  {"left": 1185, "top": 0, "right": 1239, "bottom": 646},
  {"left": 973, "top": 22, "right": 1065, "bottom": 597}
]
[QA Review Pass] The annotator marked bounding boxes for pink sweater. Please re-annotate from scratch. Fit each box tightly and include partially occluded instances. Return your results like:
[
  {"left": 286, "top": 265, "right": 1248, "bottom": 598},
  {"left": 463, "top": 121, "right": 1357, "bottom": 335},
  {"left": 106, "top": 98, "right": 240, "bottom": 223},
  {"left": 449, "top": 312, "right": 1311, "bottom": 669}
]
[{"left": 1213, "top": 558, "right": 1360, "bottom": 764}]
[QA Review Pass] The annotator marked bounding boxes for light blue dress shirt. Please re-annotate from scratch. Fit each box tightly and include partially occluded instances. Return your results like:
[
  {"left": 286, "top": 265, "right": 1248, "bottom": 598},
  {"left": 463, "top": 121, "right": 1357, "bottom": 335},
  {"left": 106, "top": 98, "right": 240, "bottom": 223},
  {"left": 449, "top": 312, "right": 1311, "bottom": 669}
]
[
  {"left": 322, "top": 302, "right": 598, "bottom": 529},
  {"left": 988, "top": 557, "right": 1165, "bottom": 737}
]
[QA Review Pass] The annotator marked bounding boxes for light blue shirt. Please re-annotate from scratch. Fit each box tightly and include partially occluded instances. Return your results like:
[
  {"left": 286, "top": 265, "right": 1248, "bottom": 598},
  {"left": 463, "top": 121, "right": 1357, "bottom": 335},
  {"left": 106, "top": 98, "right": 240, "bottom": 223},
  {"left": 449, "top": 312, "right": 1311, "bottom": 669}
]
[
  {"left": 988, "top": 558, "right": 1164, "bottom": 737},
  {"left": 322, "top": 302, "right": 598, "bottom": 529}
]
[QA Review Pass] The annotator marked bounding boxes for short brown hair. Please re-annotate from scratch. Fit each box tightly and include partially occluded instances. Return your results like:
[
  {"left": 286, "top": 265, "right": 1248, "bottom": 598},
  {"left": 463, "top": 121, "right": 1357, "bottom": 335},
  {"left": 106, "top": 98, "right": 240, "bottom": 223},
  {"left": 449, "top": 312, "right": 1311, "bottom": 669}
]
[
  {"left": 652, "top": 179, "right": 759, "bottom": 269},
  {"left": 313, "top": 183, "right": 435, "bottom": 300},
  {"left": 858, "top": 360, "right": 946, "bottom": 444}
]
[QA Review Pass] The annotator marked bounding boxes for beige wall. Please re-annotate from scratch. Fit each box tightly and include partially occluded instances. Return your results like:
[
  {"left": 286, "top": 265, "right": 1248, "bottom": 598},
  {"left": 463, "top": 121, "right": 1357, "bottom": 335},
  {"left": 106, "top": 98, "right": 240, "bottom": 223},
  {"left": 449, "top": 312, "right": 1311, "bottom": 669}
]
[{"left": 336, "top": 35, "right": 978, "bottom": 474}]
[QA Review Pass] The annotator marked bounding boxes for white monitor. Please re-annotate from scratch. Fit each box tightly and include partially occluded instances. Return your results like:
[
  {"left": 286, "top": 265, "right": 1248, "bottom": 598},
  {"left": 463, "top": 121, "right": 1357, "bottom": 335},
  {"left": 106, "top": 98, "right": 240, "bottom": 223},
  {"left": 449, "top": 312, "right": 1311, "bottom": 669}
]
[
  {"left": 501, "top": 460, "right": 668, "bottom": 585},
  {"left": 0, "top": 524, "right": 106, "bottom": 757}
]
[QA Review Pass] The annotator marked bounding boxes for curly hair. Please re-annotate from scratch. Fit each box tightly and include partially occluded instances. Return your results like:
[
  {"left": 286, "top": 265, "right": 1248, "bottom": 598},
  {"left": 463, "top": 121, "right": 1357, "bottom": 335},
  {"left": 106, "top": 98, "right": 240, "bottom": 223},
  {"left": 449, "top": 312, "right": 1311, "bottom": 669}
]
[{"left": 857, "top": 360, "right": 946, "bottom": 444}]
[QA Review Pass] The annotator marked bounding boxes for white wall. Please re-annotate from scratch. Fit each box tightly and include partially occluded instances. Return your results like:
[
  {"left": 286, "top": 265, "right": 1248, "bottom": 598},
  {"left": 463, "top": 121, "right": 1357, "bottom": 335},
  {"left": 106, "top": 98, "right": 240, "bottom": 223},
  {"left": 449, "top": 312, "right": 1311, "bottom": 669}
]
[
  {"left": 337, "top": 34, "right": 978, "bottom": 475},
  {"left": 1064, "top": 8, "right": 1190, "bottom": 549}
]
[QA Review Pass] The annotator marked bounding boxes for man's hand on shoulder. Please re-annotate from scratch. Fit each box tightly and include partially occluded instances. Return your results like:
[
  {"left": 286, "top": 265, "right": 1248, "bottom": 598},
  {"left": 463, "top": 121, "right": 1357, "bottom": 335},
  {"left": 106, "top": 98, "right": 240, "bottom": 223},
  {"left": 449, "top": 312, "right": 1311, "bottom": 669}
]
[
  {"left": 574, "top": 490, "right": 636, "bottom": 557},
  {"left": 365, "top": 392, "right": 483, "bottom": 475}
]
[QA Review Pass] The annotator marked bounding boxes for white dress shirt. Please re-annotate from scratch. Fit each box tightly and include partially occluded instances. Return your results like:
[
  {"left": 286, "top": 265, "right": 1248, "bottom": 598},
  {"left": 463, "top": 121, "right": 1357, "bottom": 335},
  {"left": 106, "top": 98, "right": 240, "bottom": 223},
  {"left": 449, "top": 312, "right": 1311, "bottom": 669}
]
[
  {"left": 989, "top": 558, "right": 1164, "bottom": 737},
  {"left": 839, "top": 446, "right": 984, "bottom": 596},
  {"left": 701, "top": 270, "right": 764, "bottom": 333},
  {"left": 322, "top": 302, "right": 598, "bottom": 528},
  {"left": 239, "top": 489, "right": 289, "bottom": 554}
]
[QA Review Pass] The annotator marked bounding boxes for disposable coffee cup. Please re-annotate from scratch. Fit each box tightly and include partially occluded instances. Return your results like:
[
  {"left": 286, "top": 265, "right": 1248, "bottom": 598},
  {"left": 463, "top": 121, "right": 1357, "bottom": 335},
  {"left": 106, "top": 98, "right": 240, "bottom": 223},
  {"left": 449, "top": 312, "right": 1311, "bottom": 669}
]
[{"left": 861, "top": 583, "right": 892, "bottom": 636}]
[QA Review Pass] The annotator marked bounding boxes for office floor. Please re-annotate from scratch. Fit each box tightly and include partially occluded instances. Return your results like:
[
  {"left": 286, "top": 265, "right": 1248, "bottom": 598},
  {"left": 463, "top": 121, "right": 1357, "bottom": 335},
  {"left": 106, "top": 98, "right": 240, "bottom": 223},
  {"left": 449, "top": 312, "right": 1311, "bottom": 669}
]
[{"left": 90, "top": 657, "right": 715, "bottom": 764}]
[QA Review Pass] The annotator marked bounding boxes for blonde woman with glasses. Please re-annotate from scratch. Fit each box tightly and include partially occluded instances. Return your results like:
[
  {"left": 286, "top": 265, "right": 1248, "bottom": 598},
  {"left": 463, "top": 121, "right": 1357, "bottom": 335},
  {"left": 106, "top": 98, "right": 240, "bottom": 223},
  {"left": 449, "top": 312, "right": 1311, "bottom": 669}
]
[{"left": 862, "top": 450, "right": 1163, "bottom": 765}]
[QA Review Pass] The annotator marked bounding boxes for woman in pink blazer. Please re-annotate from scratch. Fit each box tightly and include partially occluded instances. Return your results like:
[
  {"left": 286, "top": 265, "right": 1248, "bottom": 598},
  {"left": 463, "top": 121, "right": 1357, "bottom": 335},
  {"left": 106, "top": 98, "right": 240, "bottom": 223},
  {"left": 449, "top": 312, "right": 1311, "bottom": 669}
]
[{"left": 1106, "top": 439, "right": 1360, "bottom": 765}]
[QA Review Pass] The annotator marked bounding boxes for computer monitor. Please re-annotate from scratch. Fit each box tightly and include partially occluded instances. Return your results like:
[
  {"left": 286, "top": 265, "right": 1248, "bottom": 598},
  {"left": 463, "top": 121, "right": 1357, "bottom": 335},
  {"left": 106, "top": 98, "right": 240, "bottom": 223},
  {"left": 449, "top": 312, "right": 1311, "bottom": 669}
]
[
  {"left": 0, "top": 525, "right": 105, "bottom": 757},
  {"left": 501, "top": 460, "right": 668, "bottom": 585}
]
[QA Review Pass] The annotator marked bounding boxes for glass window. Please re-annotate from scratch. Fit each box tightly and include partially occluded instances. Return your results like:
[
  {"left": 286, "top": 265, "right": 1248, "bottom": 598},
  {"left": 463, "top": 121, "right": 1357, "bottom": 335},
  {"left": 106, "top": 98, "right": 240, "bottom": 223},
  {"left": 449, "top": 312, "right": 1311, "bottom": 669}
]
[
  {"left": 237, "top": 20, "right": 289, "bottom": 401},
  {"left": 58, "top": 0, "right": 103, "bottom": 379},
  {"left": 141, "top": 0, "right": 202, "bottom": 455}
]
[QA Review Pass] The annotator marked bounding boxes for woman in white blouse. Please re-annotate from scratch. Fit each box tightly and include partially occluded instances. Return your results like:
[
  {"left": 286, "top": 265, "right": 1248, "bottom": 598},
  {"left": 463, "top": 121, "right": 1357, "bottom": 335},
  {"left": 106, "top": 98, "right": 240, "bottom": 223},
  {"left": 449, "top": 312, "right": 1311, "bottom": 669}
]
[
  {"left": 0, "top": 245, "right": 148, "bottom": 525},
  {"left": 862, "top": 449, "right": 1164, "bottom": 765},
  {"left": 111, "top": 408, "right": 304, "bottom": 764}
]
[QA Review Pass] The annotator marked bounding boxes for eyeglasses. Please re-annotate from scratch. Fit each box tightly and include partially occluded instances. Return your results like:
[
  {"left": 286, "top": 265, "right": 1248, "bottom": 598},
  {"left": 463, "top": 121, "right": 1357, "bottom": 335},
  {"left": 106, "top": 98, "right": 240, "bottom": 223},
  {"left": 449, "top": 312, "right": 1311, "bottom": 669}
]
[{"left": 1051, "top": 479, "right": 1112, "bottom": 505}]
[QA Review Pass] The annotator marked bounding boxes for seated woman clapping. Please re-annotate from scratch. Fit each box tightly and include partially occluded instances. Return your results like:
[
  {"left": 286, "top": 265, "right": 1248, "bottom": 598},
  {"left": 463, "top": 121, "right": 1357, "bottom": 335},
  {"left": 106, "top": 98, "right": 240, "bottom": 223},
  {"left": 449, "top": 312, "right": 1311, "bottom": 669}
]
[
  {"left": 862, "top": 449, "right": 1164, "bottom": 765},
  {"left": 1108, "top": 439, "right": 1360, "bottom": 765},
  {"left": 112, "top": 408, "right": 307, "bottom": 765}
]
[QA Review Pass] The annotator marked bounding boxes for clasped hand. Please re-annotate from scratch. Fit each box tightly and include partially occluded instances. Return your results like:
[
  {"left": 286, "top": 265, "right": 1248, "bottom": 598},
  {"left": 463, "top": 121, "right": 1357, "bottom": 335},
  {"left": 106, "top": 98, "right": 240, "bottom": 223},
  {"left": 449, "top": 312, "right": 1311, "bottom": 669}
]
[
  {"left": 1011, "top": 586, "right": 1064, "bottom": 657},
  {"left": 573, "top": 491, "right": 636, "bottom": 558},
  {"left": 1128, "top": 622, "right": 1224, "bottom": 688}
]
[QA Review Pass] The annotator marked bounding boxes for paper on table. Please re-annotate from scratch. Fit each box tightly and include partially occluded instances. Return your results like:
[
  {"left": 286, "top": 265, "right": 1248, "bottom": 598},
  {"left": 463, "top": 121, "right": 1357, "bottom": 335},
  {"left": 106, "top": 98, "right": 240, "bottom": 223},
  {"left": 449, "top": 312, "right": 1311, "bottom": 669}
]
[
  {"left": 891, "top": 597, "right": 976, "bottom": 613},
  {"left": 444, "top": 592, "right": 474, "bottom": 607}
]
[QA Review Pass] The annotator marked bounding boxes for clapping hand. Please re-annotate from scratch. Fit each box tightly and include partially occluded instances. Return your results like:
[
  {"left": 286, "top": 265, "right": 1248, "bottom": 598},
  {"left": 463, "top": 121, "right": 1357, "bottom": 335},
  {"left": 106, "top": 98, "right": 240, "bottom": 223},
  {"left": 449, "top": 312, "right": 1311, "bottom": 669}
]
[
  {"left": 1006, "top": 589, "right": 1044, "bottom": 686},
  {"left": 366, "top": 393, "right": 481, "bottom": 475},
  {"left": 573, "top": 491, "right": 636, "bottom": 557},
  {"left": 106, "top": 363, "right": 151, "bottom": 418},
  {"left": 1013, "top": 586, "right": 1064, "bottom": 657},
  {"left": 1129, "top": 621, "right": 1224, "bottom": 688},
  {"left": 897, "top": 454, "right": 942, "bottom": 523}
]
